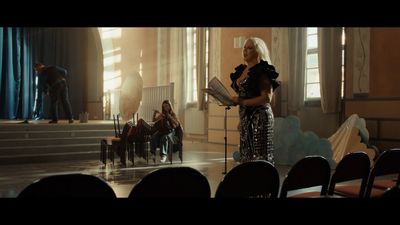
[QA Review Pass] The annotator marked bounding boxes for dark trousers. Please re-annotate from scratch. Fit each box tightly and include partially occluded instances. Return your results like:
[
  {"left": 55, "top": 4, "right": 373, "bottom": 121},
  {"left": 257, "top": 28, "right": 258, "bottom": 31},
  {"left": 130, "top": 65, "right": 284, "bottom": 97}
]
[
  {"left": 49, "top": 81, "right": 73, "bottom": 121},
  {"left": 33, "top": 91, "right": 44, "bottom": 119}
]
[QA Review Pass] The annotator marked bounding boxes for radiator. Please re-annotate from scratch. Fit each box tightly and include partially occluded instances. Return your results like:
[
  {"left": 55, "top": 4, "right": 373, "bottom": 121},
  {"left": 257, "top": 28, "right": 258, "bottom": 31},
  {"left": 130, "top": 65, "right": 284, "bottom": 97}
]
[{"left": 137, "top": 83, "right": 174, "bottom": 122}]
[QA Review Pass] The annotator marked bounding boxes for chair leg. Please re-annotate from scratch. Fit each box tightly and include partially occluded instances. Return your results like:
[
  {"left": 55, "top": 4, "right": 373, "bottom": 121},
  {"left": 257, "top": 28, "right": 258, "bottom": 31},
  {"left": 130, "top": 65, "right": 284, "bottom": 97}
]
[
  {"left": 127, "top": 143, "right": 131, "bottom": 161},
  {"left": 132, "top": 142, "right": 136, "bottom": 166},
  {"left": 179, "top": 148, "right": 183, "bottom": 164},
  {"left": 120, "top": 145, "right": 126, "bottom": 167},
  {"left": 169, "top": 141, "right": 173, "bottom": 165},
  {"left": 145, "top": 141, "right": 150, "bottom": 165},
  {"left": 100, "top": 140, "right": 105, "bottom": 165},
  {"left": 147, "top": 145, "right": 149, "bottom": 165},
  {"left": 110, "top": 145, "right": 115, "bottom": 166},
  {"left": 106, "top": 144, "right": 111, "bottom": 165}
]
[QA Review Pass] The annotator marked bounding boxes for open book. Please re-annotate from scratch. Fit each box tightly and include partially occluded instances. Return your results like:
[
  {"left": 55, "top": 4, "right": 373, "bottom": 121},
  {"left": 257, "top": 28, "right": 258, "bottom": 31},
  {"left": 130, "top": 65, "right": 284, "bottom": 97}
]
[{"left": 202, "top": 77, "right": 234, "bottom": 106}]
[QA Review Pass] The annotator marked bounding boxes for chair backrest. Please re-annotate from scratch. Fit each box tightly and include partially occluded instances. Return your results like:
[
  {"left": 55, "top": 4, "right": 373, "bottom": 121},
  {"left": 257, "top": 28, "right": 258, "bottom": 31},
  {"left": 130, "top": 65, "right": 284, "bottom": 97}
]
[
  {"left": 172, "top": 124, "right": 184, "bottom": 153},
  {"left": 280, "top": 155, "right": 331, "bottom": 198},
  {"left": 116, "top": 114, "right": 121, "bottom": 136},
  {"left": 327, "top": 151, "right": 371, "bottom": 198},
  {"left": 128, "top": 167, "right": 210, "bottom": 198},
  {"left": 121, "top": 121, "right": 134, "bottom": 141},
  {"left": 18, "top": 174, "right": 116, "bottom": 198},
  {"left": 365, "top": 149, "right": 400, "bottom": 198},
  {"left": 112, "top": 114, "right": 121, "bottom": 137},
  {"left": 118, "top": 121, "right": 134, "bottom": 156},
  {"left": 215, "top": 160, "right": 279, "bottom": 198},
  {"left": 175, "top": 124, "right": 184, "bottom": 143}
]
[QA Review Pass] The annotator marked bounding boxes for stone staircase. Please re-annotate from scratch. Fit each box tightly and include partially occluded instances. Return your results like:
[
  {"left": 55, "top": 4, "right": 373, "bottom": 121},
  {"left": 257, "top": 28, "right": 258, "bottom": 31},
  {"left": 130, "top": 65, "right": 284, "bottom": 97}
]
[{"left": 0, "top": 121, "right": 118, "bottom": 164}]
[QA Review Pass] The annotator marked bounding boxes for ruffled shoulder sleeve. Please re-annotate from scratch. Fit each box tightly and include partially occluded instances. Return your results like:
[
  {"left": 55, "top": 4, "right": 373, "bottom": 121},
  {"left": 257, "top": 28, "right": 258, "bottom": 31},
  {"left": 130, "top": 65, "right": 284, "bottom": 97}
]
[
  {"left": 230, "top": 64, "right": 246, "bottom": 82},
  {"left": 250, "top": 60, "right": 280, "bottom": 91}
]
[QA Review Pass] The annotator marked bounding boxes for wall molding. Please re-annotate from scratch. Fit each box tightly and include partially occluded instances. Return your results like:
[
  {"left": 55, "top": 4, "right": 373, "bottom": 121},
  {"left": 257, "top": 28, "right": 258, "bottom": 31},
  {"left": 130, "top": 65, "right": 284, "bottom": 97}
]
[{"left": 352, "top": 28, "right": 370, "bottom": 95}]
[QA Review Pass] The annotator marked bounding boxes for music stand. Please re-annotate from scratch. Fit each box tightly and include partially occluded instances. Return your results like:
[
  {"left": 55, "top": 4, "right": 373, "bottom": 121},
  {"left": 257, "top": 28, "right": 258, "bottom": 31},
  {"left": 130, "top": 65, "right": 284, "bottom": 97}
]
[
  {"left": 202, "top": 84, "right": 234, "bottom": 175},
  {"left": 222, "top": 105, "right": 230, "bottom": 174},
  {"left": 203, "top": 91, "right": 231, "bottom": 174}
]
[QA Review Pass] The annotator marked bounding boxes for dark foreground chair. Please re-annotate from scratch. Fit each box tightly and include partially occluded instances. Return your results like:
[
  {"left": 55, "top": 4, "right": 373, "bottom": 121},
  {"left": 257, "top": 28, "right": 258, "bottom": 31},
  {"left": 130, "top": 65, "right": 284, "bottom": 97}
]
[
  {"left": 327, "top": 151, "right": 371, "bottom": 198},
  {"left": 280, "top": 155, "right": 331, "bottom": 198},
  {"left": 215, "top": 160, "right": 279, "bottom": 198},
  {"left": 18, "top": 174, "right": 116, "bottom": 198},
  {"left": 129, "top": 167, "right": 211, "bottom": 198},
  {"left": 365, "top": 149, "right": 400, "bottom": 198}
]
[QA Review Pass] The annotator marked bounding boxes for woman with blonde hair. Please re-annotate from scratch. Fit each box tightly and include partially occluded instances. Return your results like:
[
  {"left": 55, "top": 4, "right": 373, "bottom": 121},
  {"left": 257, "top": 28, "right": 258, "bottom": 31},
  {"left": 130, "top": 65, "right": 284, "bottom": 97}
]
[{"left": 230, "top": 37, "right": 280, "bottom": 163}]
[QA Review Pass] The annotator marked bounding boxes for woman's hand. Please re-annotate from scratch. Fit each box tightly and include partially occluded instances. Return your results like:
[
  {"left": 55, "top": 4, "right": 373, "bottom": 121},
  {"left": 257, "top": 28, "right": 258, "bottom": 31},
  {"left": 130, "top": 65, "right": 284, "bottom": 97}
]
[{"left": 232, "top": 96, "right": 242, "bottom": 106}]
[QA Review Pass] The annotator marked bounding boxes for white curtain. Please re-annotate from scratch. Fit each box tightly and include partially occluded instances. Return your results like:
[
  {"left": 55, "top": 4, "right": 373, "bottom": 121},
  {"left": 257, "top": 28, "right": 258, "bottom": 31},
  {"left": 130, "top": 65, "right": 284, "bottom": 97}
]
[
  {"left": 288, "top": 28, "right": 307, "bottom": 114},
  {"left": 168, "top": 28, "right": 188, "bottom": 125},
  {"left": 196, "top": 28, "right": 207, "bottom": 110},
  {"left": 318, "top": 27, "right": 342, "bottom": 113},
  {"left": 157, "top": 28, "right": 169, "bottom": 86},
  {"left": 272, "top": 28, "right": 289, "bottom": 117}
]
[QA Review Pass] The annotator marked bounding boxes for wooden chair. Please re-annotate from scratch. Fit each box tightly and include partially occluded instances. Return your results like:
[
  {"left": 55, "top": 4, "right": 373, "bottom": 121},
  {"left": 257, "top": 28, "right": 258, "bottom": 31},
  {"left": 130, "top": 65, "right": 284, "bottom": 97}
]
[
  {"left": 327, "top": 151, "right": 371, "bottom": 198},
  {"left": 100, "top": 114, "right": 120, "bottom": 165},
  {"left": 100, "top": 114, "right": 133, "bottom": 166},
  {"left": 127, "top": 117, "right": 156, "bottom": 166},
  {"left": 215, "top": 160, "right": 280, "bottom": 198},
  {"left": 167, "top": 124, "right": 184, "bottom": 164},
  {"left": 280, "top": 155, "right": 331, "bottom": 198}
]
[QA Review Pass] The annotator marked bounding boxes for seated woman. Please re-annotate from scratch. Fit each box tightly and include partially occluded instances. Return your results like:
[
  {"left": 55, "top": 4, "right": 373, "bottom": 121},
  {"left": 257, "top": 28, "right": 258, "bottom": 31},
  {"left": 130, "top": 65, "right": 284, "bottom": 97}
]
[
  {"left": 127, "top": 100, "right": 182, "bottom": 162},
  {"left": 150, "top": 100, "right": 181, "bottom": 163}
]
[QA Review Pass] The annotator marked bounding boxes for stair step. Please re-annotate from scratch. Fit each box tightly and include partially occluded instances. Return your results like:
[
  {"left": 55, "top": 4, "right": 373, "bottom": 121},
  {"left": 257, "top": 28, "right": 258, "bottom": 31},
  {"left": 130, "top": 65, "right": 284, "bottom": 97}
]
[
  {"left": 0, "top": 143, "right": 100, "bottom": 156},
  {"left": 0, "top": 120, "right": 127, "bottom": 165},
  {"left": 0, "top": 130, "right": 116, "bottom": 139},
  {"left": 0, "top": 122, "right": 120, "bottom": 132},
  {"left": 0, "top": 151, "right": 101, "bottom": 165},
  {"left": 0, "top": 137, "right": 105, "bottom": 147}
]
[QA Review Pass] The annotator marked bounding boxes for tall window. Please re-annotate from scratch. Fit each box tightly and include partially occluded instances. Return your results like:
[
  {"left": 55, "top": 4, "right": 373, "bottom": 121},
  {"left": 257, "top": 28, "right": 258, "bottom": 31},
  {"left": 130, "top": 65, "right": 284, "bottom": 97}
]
[
  {"left": 205, "top": 28, "right": 209, "bottom": 102},
  {"left": 305, "top": 27, "right": 345, "bottom": 100},
  {"left": 98, "top": 27, "right": 122, "bottom": 119},
  {"left": 186, "top": 27, "right": 198, "bottom": 103},
  {"left": 186, "top": 27, "right": 209, "bottom": 105},
  {"left": 305, "top": 27, "right": 319, "bottom": 99}
]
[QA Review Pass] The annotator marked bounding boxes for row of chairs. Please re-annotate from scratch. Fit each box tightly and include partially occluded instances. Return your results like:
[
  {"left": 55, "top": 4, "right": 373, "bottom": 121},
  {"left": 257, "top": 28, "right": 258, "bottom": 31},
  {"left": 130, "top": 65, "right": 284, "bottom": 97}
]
[
  {"left": 9, "top": 157, "right": 346, "bottom": 198},
  {"left": 6, "top": 157, "right": 366, "bottom": 198},
  {"left": 216, "top": 149, "right": 400, "bottom": 198},
  {"left": 17, "top": 149, "right": 400, "bottom": 198},
  {"left": 100, "top": 114, "right": 183, "bottom": 167},
  {"left": 215, "top": 157, "right": 330, "bottom": 198},
  {"left": 330, "top": 149, "right": 400, "bottom": 198},
  {"left": 17, "top": 168, "right": 210, "bottom": 198}
]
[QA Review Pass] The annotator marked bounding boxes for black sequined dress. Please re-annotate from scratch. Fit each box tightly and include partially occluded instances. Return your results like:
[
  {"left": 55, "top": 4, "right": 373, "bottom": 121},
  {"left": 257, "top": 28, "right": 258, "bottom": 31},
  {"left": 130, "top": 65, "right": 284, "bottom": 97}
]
[{"left": 230, "top": 60, "right": 279, "bottom": 163}]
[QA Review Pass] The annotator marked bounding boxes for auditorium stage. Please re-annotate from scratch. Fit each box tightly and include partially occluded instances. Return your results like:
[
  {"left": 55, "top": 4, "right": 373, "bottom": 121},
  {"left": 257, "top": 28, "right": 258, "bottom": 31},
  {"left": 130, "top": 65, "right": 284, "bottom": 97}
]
[{"left": 0, "top": 119, "right": 117, "bottom": 165}]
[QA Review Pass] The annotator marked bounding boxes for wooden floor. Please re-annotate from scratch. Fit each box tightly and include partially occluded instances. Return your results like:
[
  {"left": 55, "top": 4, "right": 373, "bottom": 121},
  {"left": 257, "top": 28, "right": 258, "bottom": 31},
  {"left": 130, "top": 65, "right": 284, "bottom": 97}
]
[{"left": 0, "top": 140, "right": 292, "bottom": 197}]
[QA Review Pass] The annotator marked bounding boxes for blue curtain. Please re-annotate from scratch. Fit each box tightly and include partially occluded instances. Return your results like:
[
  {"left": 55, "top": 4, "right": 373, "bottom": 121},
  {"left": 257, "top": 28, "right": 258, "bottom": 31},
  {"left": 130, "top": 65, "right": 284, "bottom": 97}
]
[
  {"left": 0, "top": 28, "right": 88, "bottom": 120},
  {"left": 0, "top": 27, "right": 29, "bottom": 119}
]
